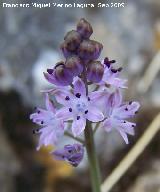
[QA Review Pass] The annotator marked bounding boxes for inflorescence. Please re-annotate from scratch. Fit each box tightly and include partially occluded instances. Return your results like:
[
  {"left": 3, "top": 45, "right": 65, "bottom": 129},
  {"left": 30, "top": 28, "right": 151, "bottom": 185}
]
[{"left": 30, "top": 18, "right": 140, "bottom": 167}]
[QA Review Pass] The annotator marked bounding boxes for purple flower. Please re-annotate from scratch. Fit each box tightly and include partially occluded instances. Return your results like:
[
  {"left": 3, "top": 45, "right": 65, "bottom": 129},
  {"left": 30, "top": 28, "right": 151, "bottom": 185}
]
[
  {"left": 102, "top": 89, "right": 140, "bottom": 144},
  {"left": 98, "top": 58, "right": 127, "bottom": 89},
  {"left": 30, "top": 93, "right": 64, "bottom": 150},
  {"left": 52, "top": 143, "right": 84, "bottom": 167},
  {"left": 54, "top": 77, "right": 104, "bottom": 136}
]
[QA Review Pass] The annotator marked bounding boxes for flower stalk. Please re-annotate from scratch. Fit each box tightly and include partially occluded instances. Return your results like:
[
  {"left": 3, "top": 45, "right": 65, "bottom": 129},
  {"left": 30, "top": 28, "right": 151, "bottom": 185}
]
[
  {"left": 83, "top": 66, "right": 101, "bottom": 192},
  {"left": 85, "top": 121, "right": 101, "bottom": 192}
]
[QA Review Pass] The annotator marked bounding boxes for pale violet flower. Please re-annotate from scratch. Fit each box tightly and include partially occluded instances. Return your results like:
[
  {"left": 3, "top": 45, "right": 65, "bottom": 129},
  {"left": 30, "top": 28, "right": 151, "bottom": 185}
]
[
  {"left": 102, "top": 89, "right": 140, "bottom": 144},
  {"left": 54, "top": 77, "right": 105, "bottom": 136},
  {"left": 30, "top": 93, "right": 64, "bottom": 150}
]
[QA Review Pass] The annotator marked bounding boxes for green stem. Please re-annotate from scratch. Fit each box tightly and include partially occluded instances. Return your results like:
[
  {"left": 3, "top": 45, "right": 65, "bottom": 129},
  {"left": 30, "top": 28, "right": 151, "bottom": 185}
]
[
  {"left": 85, "top": 122, "right": 101, "bottom": 192},
  {"left": 64, "top": 131, "right": 85, "bottom": 144},
  {"left": 83, "top": 65, "right": 101, "bottom": 192}
]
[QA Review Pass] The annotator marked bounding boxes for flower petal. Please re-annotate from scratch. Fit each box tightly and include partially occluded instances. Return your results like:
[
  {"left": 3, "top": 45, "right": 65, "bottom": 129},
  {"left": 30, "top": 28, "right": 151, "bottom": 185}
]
[
  {"left": 55, "top": 107, "right": 73, "bottom": 120},
  {"left": 88, "top": 90, "right": 108, "bottom": 102},
  {"left": 119, "top": 130, "right": 129, "bottom": 144},
  {"left": 106, "top": 89, "right": 122, "bottom": 109},
  {"left": 86, "top": 106, "right": 104, "bottom": 122},
  {"left": 44, "top": 72, "right": 61, "bottom": 86},
  {"left": 73, "top": 77, "right": 86, "bottom": 96},
  {"left": 102, "top": 118, "right": 113, "bottom": 132},
  {"left": 72, "top": 117, "right": 86, "bottom": 136},
  {"left": 113, "top": 101, "right": 140, "bottom": 119},
  {"left": 45, "top": 93, "right": 56, "bottom": 113},
  {"left": 54, "top": 89, "right": 73, "bottom": 105},
  {"left": 108, "top": 77, "right": 127, "bottom": 88}
]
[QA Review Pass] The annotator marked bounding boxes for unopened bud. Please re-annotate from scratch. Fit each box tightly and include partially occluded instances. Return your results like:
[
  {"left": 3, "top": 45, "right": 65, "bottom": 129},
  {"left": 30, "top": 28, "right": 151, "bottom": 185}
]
[
  {"left": 65, "top": 56, "right": 83, "bottom": 76},
  {"left": 44, "top": 61, "right": 73, "bottom": 86},
  {"left": 55, "top": 62, "right": 73, "bottom": 85},
  {"left": 78, "top": 40, "right": 103, "bottom": 60},
  {"left": 77, "top": 18, "right": 93, "bottom": 39},
  {"left": 60, "top": 42, "right": 75, "bottom": 58},
  {"left": 87, "top": 61, "right": 104, "bottom": 83},
  {"left": 64, "top": 30, "right": 82, "bottom": 51}
]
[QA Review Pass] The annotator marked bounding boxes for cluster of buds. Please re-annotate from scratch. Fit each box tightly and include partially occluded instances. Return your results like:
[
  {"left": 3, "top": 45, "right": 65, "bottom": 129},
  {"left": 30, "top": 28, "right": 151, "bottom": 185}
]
[
  {"left": 44, "top": 18, "right": 104, "bottom": 86},
  {"left": 30, "top": 18, "right": 140, "bottom": 167}
]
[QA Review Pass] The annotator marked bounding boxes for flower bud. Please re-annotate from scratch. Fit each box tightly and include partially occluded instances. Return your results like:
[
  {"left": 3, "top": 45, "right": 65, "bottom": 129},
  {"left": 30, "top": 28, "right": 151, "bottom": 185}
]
[
  {"left": 78, "top": 40, "right": 103, "bottom": 60},
  {"left": 60, "top": 42, "right": 75, "bottom": 58},
  {"left": 77, "top": 18, "right": 93, "bottom": 39},
  {"left": 87, "top": 61, "right": 104, "bottom": 83},
  {"left": 64, "top": 30, "right": 82, "bottom": 51},
  {"left": 65, "top": 55, "right": 83, "bottom": 76},
  {"left": 44, "top": 61, "right": 73, "bottom": 86},
  {"left": 55, "top": 62, "right": 73, "bottom": 85}
]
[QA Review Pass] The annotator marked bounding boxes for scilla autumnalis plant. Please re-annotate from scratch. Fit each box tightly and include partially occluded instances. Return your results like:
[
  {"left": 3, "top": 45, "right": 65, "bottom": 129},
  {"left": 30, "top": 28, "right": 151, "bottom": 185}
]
[{"left": 30, "top": 18, "right": 140, "bottom": 192}]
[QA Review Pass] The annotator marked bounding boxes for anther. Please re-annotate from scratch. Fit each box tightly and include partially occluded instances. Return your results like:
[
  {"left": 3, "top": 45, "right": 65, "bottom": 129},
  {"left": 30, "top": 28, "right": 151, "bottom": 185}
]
[
  {"left": 111, "top": 68, "right": 118, "bottom": 73},
  {"left": 125, "top": 108, "right": 128, "bottom": 111},
  {"left": 124, "top": 121, "right": 126, "bottom": 123},
  {"left": 110, "top": 60, "right": 116, "bottom": 63},
  {"left": 135, "top": 111, "right": 138, "bottom": 114},
  {"left": 69, "top": 108, "right": 72, "bottom": 112},
  {"left": 47, "top": 69, "right": 54, "bottom": 74},
  {"left": 77, "top": 116, "right": 80, "bottom": 120},
  {"left": 129, "top": 101, "right": 132, "bottom": 105},
  {"left": 65, "top": 96, "right": 70, "bottom": 100},
  {"left": 85, "top": 110, "right": 88, "bottom": 114},
  {"left": 132, "top": 124, "right": 135, "bottom": 127},
  {"left": 41, "top": 121, "right": 44, "bottom": 124},
  {"left": 88, "top": 97, "right": 90, "bottom": 101},
  {"left": 76, "top": 93, "right": 81, "bottom": 98},
  {"left": 117, "top": 67, "right": 123, "bottom": 72}
]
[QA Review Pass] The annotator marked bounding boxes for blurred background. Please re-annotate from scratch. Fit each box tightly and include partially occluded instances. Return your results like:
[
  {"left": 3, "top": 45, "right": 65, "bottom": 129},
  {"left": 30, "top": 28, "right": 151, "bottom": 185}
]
[{"left": 0, "top": 0, "right": 160, "bottom": 191}]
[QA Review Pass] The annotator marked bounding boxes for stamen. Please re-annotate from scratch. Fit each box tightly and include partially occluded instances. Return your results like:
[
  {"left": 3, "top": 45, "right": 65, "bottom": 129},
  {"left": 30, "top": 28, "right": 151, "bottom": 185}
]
[
  {"left": 88, "top": 97, "right": 90, "bottom": 101},
  {"left": 135, "top": 111, "right": 138, "bottom": 114},
  {"left": 124, "top": 121, "right": 126, "bottom": 123},
  {"left": 85, "top": 110, "right": 88, "bottom": 114},
  {"left": 132, "top": 124, "right": 135, "bottom": 127},
  {"left": 77, "top": 116, "right": 80, "bottom": 120},
  {"left": 65, "top": 96, "right": 70, "bottom": 100},
  {"left": 69, "top": 108, "right": 72, "bottom": 112},
  {"left": 129, "top": 101, "right": 132, "bottom": 105},
  {"left": 75, "top": 93, "right": 81, "bottom": 98},
  {"left": 37, "top": 110, "right": 40, "bottom": 114},
  {"left": 125, "top": 108, "right": 128, "bottom": 111},
  {"left": 41, "top": 121, "right": 44, "bottom": 124}
]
